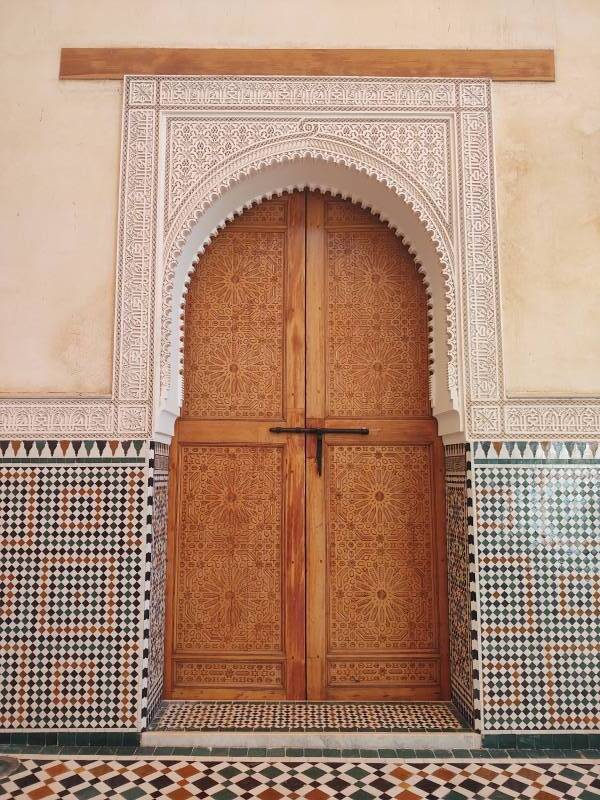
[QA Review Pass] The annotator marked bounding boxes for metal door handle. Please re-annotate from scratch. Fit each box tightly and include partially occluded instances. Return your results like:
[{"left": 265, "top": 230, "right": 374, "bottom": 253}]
[{"left": 269, "top": 426, "right": 369, "bottom": 475}]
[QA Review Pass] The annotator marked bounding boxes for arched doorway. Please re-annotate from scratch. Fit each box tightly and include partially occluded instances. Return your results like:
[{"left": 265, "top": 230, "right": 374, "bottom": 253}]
[{"left": 163, "top": 191, "right": 449, "bottom": 701}]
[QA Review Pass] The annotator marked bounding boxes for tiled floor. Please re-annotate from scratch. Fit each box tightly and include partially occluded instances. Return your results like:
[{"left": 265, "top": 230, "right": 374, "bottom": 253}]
[
  {"left": 150, "top": 702, "right": 466, "bottom": 732},
  {"left": 1, "top": 756, "right": 600, "bottom": 799}
]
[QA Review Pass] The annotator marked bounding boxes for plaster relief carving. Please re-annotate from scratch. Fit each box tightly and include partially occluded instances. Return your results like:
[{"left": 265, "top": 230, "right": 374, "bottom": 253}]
[{"left": 1, "top": 75, "right": 597, "bottom": 439}]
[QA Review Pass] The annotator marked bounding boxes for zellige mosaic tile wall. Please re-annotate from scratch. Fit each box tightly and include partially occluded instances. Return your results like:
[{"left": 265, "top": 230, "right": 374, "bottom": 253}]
[
  {"left": 0, "top": 440, "right": 148, "bottom": 729},
  {"left": 444, "top": 443, "right": 480, "bottom": 729},
  {"left": 474, "top": 441, "right": 600, "bottom": 731},
  {"left": 143, "top": 442, "right": 170, "bottom": 727}
]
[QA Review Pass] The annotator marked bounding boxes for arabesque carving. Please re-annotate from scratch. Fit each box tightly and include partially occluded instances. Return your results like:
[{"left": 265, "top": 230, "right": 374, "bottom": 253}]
[
  {"left": 1, "top": 75, "right": 598, "bottom": 439},
  {"left": 324, "top": 206, "right": 431, "bottom": 418}
]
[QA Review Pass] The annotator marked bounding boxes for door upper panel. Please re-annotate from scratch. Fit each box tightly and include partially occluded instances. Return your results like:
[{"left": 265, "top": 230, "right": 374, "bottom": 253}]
[
  {"left": 183, "top": 198, "right": 292, "bottom": 420},
  {"left": 323, "top": 198, "right": 431, "bottom": 419}
]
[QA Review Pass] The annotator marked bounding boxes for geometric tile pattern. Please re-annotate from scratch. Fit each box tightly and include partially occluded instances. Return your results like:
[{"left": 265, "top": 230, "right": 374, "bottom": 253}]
[
  {"left": 2, "top": 757, "right": 600, "bottom": 799},
  {"left": 0, "top": 440, "right": 148, "bottom": 729},
  {"left": 474, "top": 440, "right": 600, "bottom": 731},
  {"left": 149, "top": 702, "right": 466, "bottom": 732},
  {"left": 444, "top": 443, "right": 480, "bottom": 730},
  {"left": 144, "top": 442, "right": 170, "bottom": 727}
]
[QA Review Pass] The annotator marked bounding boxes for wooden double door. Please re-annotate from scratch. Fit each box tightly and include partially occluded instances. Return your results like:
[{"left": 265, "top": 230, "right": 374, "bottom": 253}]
[{"left": 165, "top": 191, "right": 449, "bottom": 701}]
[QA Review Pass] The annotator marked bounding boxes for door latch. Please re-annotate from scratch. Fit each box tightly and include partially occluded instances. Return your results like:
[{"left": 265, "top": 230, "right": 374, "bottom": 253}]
[{"left": 269, "top": 426, "right": 369, "bottom": 475}]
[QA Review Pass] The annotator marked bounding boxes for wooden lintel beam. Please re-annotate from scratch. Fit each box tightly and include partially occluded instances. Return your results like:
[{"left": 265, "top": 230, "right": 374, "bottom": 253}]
[{"left": 59, "top": 48, "right": 555, "bottom": 82}]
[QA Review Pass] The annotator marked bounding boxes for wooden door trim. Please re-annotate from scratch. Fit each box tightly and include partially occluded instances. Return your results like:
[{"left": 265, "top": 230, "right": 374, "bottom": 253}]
[
  {"left": 305, "top": 193, "right": 327, "bottom": 699},
  {"left": 282, "top": 192, "right": 307, "bottom": 699},
  {"left": 59, "top": 48, "right": 555, "bottom": 81}
]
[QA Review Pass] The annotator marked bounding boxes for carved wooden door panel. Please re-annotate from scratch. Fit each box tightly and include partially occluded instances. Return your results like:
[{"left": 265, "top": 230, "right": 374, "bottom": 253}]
[
  {"left": 166, "top": 190, "right": 449, "bottom": 702},
  {"left": 305, "top": 193, "right": 450, "bottom": 700},
  {"left": 164, "top": 193, "right": 306, "bottom": 699}
]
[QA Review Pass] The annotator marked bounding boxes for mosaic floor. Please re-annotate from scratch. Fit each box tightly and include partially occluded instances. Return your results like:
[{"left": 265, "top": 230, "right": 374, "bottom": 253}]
[
  {"left": 150, "top": 702, "right": 466, "bottom": 732},
  {"left": 1, "top": 756, "right": 600, "bottom": 799}
]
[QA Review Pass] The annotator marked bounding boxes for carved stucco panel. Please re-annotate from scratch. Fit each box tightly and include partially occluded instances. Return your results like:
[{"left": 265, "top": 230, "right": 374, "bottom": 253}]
[
  {"left": 165, "top": 117, "right": 452, "bottom": 229},
  {"left": 159, "top": 123, "right": 458, "bottom": 413},
  {"left": 1, "top": 75, "right": 598, "bottom": 439}
]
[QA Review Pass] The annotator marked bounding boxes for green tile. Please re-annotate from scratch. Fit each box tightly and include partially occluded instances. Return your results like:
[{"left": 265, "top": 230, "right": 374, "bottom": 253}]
[
  {"left": 552, "top": 734, "right": 573, "bottom": 749},
  {"left": 261, "top": 766, "right": 284, "bottom": 778},
  {"left": 210, "top": 748, "right": 229, "bottom": 756},
  {"left": 57, "top": 732, "right": 78, "bottom": 746},
  {"left": 304, "top": 766, "right": 327, "bottom": 779},
  {"left": 377, "top": 749, "right": 396, "bottom": 758},
  {"left": 451, "top": 749, "right": 471, "bottom": 757},
  {"left": 395, "top": 749, "right": 416, "bottom": 758},
  {"left": 88, "top": 733, "right": 108, "bottom": 746},
  {"left": 134, "top": 746, "right": 155, "bottom": 755},
  {"left": 560, "top": 766, "right": 587, "bottom": 780},
  {"left": 359, "top": 750, "right": 378, "bottom": 758},
  {"left": 341, "top": 749, "right": 360, "bottom": 758},
  {"left": 516, "top": 735, "right": 538, "bottom": 750},
  {"left": 172, "top": 747, "right": 194, "bottom": 755},
  {"left": 265, "top": 748, "right": 285, "bottom": 757},
  {"left": 414, "top": 750, "right": 435, "bottom": 758},
  {"left": 191, "top": 747, "right": 211, "bottom": 756},
  {"left": 154, "top": 747, "right": 174, "bottom": 755},
  {"left": 482, "top": 734, "right": 498, "bottom": 749},
  {"left": 572, "top": 734, "right": 590, "bottom": 749},
  {"left": 247, "top": 748, "right": 267, "bottom": 757},
  {"left": 470, "top": 749, "right": 492, "bottom": 757},
  {"left": 286, "top": 748, "right": 304, "bottom": 756},
  {"left": 494, "top": 734, "right": 517, "bottom": 750},
  {"left": 219, "top": 765, "right": 242, "bottom": 779},
  {"left": 349, "top": 790, "right": 376, "bottom": 800},
  {"left": 323, "top": 749, "right": 342, "bottom": 757},
  {"left": 228, "top": 748, "right": 248, "bottom": 757},
  {"left": 212, "top": 790, "right": 237, "bottom": 800},
  {"left": 121, "top": 790, "right": 146, "bottom": 800},
  {"left": 447, "top": 792, "right": 479, "bottom": 800},
  {"left": 74, "top": 788, "right": 102, "bottom": 799},
  {"left": 122, "top": 732, "right": 140, "bottom": 747}
]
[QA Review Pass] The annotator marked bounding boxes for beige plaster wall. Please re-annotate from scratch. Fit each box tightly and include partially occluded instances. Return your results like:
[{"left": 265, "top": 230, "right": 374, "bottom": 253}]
[{"left": 0, "top": 0, "right": 598, "bottom": 396}]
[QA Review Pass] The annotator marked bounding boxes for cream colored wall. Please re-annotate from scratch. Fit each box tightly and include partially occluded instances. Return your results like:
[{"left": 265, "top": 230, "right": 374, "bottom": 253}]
[{"left": 0, "top": 0, "right": 598, "bottom": 397}]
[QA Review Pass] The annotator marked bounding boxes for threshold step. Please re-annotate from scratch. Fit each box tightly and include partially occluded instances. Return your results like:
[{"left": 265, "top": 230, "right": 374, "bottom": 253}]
[
  {"left": 143, "top": 701, "right": 480, "bottom": 750},
  {"left": 142, "top": 729, "right": 481, "bottom": 749}
]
